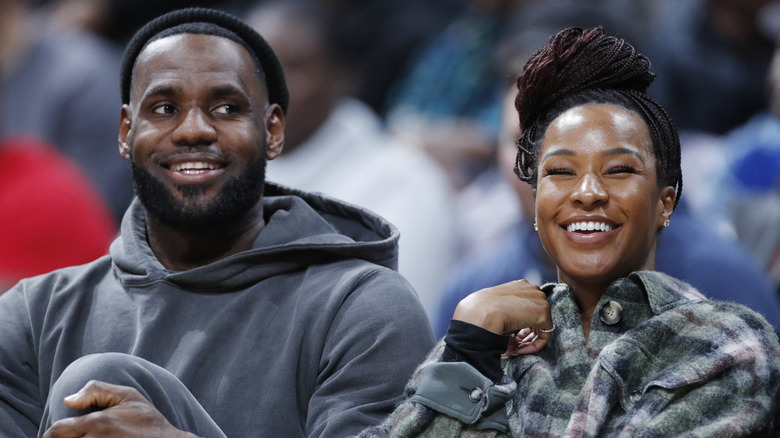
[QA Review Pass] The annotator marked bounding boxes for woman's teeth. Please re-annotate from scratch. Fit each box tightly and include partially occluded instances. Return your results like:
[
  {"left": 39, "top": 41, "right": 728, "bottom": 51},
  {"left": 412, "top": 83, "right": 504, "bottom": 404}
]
[{"left": 567, "top": 221, "right": 613, "bottom": 232}]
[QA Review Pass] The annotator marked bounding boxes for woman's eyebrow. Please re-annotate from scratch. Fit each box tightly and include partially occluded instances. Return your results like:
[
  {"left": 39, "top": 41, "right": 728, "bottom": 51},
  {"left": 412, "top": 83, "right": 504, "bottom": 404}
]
[
  {"left": 602, "top": 147, "right": 644, "bottom": 162},
  {"left": 541, "top": 147, "right": 645, "bottom": 162},
  {"left": 541, "top": 148, "right": 575, "bottom": 162}
]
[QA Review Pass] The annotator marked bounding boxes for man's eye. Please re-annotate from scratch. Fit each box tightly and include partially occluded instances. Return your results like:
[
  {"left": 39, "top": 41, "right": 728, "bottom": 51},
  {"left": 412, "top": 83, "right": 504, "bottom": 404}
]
[
  {"left": 152, "top": 104, "right": 176, "bottom": 115},
  {"left": 214, "top": 104, "right": 238, "bottom": 114}
]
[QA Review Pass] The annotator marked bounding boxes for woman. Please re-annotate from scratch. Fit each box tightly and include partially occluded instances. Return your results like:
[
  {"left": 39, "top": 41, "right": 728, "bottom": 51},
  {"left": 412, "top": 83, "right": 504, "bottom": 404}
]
[{"left": 361, "top": 27, "right": 780, "bottom": 436}]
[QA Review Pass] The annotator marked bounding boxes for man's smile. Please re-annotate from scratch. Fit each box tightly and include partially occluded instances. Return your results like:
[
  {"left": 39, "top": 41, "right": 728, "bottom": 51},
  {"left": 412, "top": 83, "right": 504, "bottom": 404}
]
[{"left": 170, "top": 161, "right": 220, "bottom": 174}]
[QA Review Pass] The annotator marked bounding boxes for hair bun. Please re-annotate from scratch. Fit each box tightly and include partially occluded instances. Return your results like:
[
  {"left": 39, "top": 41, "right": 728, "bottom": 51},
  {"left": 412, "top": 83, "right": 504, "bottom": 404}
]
[{"left": 515, "top": 27, "right": 654, "bottom": 129}]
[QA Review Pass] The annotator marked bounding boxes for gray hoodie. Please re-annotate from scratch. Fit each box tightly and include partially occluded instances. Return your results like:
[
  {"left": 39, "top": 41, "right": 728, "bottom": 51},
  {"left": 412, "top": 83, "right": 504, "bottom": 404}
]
[{"left": 0, "top": 183, "right": 435, "bottom": 437}]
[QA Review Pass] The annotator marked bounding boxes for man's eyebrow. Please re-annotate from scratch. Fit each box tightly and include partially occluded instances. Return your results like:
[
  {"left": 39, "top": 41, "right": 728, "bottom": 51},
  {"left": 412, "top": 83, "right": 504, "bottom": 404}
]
[
  {"left": 142, "top": 85, "right": 180, "bottom": 100},
  {"left": 140, "top": 84, "right": 249, "bottom": 100},
  {"left": 209, "top": 84, "right": 248, "bottom": 98}
]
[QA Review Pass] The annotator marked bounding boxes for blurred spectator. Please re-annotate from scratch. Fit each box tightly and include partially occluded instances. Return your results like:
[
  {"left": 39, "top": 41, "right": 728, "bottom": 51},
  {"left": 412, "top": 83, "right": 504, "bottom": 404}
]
[
  {"left": 383, "top": 0, "right": 524, "bottom": 190},
  {"left": 246, "top": 0, "right": 459, "bottom": 318},
  {"left": 0, "top": 0, "right": 132, "bottom": 222},
  {"left": 320, "top": 0, "right": 459, "bottom": 117},
  {"left": 642, "top": 0, "right": 775, "bottom": 135},
  {"left": 501, "top": 0, "right": 651, "bottom": 61},
  {"left": 0, "top": 136, "right": 116, "bottom": 292},
  {"left": 433, "top": 85, "right": 780, "bottom": 338},
  {"left": 691, "top": 18, "right": 780, "bottom": 292}
]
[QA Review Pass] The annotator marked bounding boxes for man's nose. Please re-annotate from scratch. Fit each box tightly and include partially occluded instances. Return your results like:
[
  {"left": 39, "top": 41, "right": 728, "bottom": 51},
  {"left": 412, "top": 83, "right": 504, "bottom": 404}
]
[{"left": 171, "top": 108, "right": 217, "bottom": 146}]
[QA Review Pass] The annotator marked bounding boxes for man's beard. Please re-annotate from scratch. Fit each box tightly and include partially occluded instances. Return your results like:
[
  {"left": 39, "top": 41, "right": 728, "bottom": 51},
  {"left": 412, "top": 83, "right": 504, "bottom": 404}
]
[{"left": 131, "top": 154, "right": 267, "bottom": 229}]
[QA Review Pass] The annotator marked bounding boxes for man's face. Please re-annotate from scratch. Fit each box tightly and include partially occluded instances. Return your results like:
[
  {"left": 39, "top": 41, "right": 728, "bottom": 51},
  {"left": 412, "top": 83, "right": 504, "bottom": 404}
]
[{"left": 119, "top": 33, "right": 284, "bottom": 227}]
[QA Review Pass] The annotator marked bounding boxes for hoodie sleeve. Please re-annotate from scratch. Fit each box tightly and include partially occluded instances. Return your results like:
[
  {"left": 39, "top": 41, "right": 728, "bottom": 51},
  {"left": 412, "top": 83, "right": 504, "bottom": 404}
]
[
  {"left": 305, "top": 267, "right": 435, "bottom": 437},
  {"left": 0, "top": 282, "right": 45, "bottom": 437}
]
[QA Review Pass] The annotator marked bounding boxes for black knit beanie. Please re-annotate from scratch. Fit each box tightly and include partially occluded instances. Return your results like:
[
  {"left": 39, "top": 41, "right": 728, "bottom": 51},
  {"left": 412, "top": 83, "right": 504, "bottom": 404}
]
[{"left": 120, "top": 7, "right": 289, "bottom": 113}]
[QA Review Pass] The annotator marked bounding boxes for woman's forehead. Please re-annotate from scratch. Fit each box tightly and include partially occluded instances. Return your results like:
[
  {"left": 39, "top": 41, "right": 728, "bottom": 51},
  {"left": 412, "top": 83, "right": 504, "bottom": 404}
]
[{"left": 541, "top": 103, "right": 653, "bottom": 157}]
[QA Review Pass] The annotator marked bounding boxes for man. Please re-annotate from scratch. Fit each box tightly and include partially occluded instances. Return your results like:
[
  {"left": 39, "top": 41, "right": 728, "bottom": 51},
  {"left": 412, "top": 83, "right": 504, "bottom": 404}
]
[{"left": 0, "top": 8, "right": 434, "bottom": 437}]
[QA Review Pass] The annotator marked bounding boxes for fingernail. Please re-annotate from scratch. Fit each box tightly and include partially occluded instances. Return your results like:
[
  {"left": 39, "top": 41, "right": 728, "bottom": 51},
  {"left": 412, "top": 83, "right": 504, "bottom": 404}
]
[{"left": 64, "top": 393, "right": 79, "bottom": 402}]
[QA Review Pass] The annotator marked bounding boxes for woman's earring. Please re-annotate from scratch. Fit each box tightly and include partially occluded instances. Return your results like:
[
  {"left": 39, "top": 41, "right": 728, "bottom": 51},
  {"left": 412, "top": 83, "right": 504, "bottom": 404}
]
[
  {"left": 533, "top": 221, "right": 538, "bottom": 231},
  {"left": 663, "top": 219, "right": 670, "bottom": 227}
]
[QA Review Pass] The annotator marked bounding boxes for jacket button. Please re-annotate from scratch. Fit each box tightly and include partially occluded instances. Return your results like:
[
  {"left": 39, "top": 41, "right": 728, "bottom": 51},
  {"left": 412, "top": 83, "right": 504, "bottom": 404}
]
[
  {"left": 599, "top": 300, "right": 623, "bottom": 325},
  {"left": 468, "top": 388, "right": 483, "bottom": 402}
]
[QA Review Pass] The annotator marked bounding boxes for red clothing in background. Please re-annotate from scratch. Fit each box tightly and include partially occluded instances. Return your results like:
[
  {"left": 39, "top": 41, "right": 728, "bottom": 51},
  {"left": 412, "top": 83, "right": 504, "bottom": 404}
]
[{"left": 0, "top": 137, "right": 118, "bottom": 287}]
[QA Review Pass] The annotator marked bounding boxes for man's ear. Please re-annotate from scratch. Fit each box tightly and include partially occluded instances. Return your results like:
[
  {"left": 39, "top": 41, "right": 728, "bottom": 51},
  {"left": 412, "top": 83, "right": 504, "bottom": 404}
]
[
  {"left": 264, "top": 104, "right": 285, "bottom": 161},
  {"left": 118, "top": 104, "right": 132, "bottom": 161}
]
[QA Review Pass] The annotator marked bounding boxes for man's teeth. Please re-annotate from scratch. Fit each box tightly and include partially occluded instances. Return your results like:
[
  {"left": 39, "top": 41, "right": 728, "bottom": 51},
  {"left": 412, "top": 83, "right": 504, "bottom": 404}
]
[
  {"left": 567, "top": 221, "right": 613, "bottom": 232},
  {"left": 171, "top": 162, "right": 216, "bottom": 174}
]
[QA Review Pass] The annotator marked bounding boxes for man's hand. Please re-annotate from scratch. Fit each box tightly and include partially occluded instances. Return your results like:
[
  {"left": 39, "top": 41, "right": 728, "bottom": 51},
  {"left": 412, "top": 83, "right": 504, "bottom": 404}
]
[{"left": 42, "top": 380, "right": 198, "bottom": 438}]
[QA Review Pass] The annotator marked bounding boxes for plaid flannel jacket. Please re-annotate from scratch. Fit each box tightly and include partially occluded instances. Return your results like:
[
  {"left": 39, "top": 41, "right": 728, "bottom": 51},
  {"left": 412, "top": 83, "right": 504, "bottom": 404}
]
[{"left": 361, "top": 271, "right": 780, "bottom": 437}]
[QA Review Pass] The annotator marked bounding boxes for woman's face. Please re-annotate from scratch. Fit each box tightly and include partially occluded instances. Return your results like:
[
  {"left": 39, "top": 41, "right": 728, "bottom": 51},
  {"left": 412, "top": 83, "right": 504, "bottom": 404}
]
[{"left": 534, "top": 103, "right": 675, "bottom": 288}]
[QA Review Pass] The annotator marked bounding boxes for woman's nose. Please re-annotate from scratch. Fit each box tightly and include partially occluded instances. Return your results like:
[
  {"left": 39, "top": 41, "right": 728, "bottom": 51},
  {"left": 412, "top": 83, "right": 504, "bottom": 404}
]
[{"left": 569, "top": 173, "right": 608, "bottom": 206}]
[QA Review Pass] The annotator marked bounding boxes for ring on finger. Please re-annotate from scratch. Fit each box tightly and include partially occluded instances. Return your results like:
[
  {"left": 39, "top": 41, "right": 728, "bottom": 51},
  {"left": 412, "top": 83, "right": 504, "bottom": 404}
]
[{"left": 538, "top": 323, "right": 555, "bottom": 333}]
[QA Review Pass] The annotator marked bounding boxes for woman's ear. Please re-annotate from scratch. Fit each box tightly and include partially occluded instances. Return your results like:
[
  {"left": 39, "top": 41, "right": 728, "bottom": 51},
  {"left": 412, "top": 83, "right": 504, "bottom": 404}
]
[
  {"left": 118, "top": 104, "right": 132, "bottom": 161},
  {"left": 264, "top": 104, "right": 285, "bottom": 161},
  {"left": 658, "top": 186, "right": 676, "bottom": 227}
]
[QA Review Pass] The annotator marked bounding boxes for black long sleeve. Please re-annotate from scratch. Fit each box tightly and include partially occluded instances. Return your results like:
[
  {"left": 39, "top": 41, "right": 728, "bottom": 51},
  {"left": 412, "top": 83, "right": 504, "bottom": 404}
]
[{"left": 442, "top": 320, "right": 510, "bottom": 383}]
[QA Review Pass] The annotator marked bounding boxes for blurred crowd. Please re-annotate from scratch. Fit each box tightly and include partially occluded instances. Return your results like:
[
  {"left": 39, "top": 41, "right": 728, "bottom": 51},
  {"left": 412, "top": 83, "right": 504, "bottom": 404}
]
[{"left": 4, "top": 0, "right": 780, "bottom": 332}]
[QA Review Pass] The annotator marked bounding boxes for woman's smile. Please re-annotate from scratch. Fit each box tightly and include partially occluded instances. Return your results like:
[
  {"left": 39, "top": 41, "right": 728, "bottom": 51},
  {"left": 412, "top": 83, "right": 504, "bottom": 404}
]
[{"left": 561, "top": 221, "right": 619, "bottom": 246}]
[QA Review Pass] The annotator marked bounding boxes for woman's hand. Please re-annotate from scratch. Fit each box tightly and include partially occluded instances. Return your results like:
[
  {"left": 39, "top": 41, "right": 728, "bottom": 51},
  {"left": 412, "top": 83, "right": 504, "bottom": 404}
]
[{"left": 453, "top": 279, "right": 553, "bottom": 356}]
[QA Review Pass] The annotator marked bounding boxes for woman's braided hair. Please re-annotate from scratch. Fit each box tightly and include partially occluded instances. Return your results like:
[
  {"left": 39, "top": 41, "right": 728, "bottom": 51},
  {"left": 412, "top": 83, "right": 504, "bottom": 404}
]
[{"left": 513, "top": 27, "right": 682, "bottom": 210}]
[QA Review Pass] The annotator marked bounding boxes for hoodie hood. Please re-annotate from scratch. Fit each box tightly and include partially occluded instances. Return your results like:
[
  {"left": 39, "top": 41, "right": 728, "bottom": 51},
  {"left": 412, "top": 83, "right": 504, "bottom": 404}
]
[{"left": 111, "top": 183, "right": 399, "bottom": 291}]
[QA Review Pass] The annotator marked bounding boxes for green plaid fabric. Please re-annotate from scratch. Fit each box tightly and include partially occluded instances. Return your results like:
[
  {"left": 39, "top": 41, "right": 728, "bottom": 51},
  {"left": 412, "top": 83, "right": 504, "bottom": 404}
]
[{"left": 361, "top": 271, "right": 780, "bottom": 437}]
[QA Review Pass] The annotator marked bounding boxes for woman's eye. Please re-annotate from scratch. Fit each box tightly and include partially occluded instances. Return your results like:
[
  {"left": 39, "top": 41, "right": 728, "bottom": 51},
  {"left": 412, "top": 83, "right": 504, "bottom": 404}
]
[
  {"left": 544, "top": 167, "right": 574, "bottom": 176},
  {"left": 606, "top": 165, "right": 636, "bottom": 175},
  {"left": 152, "top": 104, "right": 176, "bottom": 115},
  {"left": 214, "top": 104, "right": 238, "bottom": 114}
]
